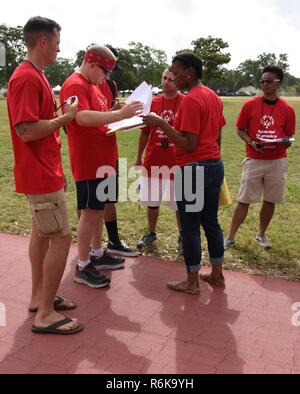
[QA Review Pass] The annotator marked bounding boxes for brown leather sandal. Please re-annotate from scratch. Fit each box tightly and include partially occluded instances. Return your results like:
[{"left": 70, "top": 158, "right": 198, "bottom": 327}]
[
  {"left": 32, "top": 317, "right": 84, "bottom": 335},
  {"left": 200, "top": 273, "right": 225, "bottom": 288},
  {"left": 167, "top": 281, "right": 200, "bottom": 294}
]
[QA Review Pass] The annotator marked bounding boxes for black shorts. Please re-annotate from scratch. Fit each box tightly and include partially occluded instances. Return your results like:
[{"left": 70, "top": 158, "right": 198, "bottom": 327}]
[{"left": 76, "top": 176, "right": 118, "bottom": 211}]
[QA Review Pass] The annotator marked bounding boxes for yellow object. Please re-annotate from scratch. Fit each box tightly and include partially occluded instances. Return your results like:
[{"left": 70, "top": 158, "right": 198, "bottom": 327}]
[{"left": 219, "top": 177, "right": 232, "bottom": 206}]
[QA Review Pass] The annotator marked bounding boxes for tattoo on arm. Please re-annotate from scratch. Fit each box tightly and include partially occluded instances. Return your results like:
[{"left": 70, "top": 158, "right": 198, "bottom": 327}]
[{"left": 15, "top": 122, "right": 34, "bottom": 138}]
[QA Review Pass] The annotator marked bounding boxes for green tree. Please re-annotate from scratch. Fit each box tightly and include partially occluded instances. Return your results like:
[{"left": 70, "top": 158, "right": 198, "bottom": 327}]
[
  {"left": 0, "top": 24, "right": 26, "bottom": 88},
  {"left": 44, "top": 57, "right": 75, "bottom": 87},
  {"left": 74, "top": 49, "right": 85, "bottom": 68},
  {"left": 284, "top": 73, "right": 300, "bottom": 88},
  {"left": 110, "top": 47, "right": 137, "bottom": 92},
  {"left": 237, "top": 59, "right": 261, "bottom": 88},
  {"left": 295, "top": 83, "right": 300, "bottom": 95},
  {"left": 127, "top": 42, "right": 168, "bottom": 88},
  {"left": 214, "top": 69, "right": 244, "bottom": 93},
  {"left": 191, "top": 36, "right": 231, "bottom": 88},
  {"left": 257, "top": 52, "right": 289, "bottom": 72},
  {"left": 238, "top": 53, "right": 290, "bottom": 89}
]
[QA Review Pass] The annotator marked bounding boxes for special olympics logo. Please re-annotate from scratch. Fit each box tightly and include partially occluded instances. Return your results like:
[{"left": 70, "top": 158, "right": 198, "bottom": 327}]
[
  {"left": 260, "top": 115, "right": 275, "bottom": 130},
  {"left": 161, "top": 110, "right": 174, "bottom": 125}
]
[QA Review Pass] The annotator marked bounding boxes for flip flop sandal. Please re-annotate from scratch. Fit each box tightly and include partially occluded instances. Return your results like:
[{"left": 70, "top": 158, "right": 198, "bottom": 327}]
[
  {"left": 29, "top": 296, "right": 77, "bottom": 313},
  {"left": 32, "top": 317, "right": 84, "bottom": 335},
  {"left": 200, "top": 274, "right": 225, "bottom": 288},
  {"left": 167, "top": 281, "right": 200, "bottom": 294}
]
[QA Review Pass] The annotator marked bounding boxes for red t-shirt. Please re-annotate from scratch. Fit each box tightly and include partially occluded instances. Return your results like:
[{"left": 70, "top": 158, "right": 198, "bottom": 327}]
[
  {"left": 236, "top": 96, "right": 296, "bottom": 160},
  {"left": 60, "top": 72, "right": 118, "bottom": 182},
  {"left": 142, "top": 93, "right": 185, "bottom": 177},
  {"left": 99, "top": 79, "right": 118, "bottom": 109},
  {"left": 174, "top": 85, "right": 226, "bottom": 167},
  {"left": 7, "top": 61, "right": 64, "bottom": 194}
]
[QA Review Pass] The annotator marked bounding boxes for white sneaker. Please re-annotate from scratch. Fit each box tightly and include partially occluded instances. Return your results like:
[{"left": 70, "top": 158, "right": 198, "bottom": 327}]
[
  {"left": 224, "top": 239, "right": 235, "bottom": 251},
  {"left": 256, "top": 235, "right": 272, "bottom": 249}
]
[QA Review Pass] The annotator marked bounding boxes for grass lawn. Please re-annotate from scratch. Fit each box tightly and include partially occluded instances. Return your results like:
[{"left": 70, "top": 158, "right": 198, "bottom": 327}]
[{"left": 0, "top": 97, "right": 299, "bottom": 280}]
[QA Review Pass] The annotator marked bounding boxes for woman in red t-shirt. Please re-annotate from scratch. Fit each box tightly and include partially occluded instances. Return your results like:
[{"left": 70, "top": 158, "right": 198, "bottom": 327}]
[{"left": 143, "top": 53, "right": 226, "bottom": 293}]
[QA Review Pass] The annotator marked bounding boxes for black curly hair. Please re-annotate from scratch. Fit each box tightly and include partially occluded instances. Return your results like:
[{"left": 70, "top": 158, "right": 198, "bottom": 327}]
[
  {"left": 262, "top": 64, "right": 284, "bottom": 82},
  {"left": 172, "top": 53, "right": 203, "bottom": 80}
]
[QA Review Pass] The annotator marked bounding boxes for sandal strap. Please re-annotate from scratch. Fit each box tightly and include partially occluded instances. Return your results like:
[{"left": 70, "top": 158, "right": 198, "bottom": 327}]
[
  {"left": 53, "top": 296, "right": 64, "bottom": 307},
  {"left": 54, "top": 296, "right": 76, "bottom": 308},
  {"left": 47, "top": 317, "right": 73, "bottom": 330}
]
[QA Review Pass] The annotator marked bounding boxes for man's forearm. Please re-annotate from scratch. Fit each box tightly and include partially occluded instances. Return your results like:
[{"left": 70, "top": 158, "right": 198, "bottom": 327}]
[
  {"left": 15, "top": 114, "right": 72, "bottom": 142},
  {"left": 237, "top": 128, "right": 252, "bottom": 144},
  {"left": 76, "top": 110, "right": 124, "bottom": 127}
]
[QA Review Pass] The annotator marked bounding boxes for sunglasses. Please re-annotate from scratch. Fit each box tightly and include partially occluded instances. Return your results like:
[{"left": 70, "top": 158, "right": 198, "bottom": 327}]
[
  {"left": 96, "top": 64, "right": 111, "bottom": 76},
  {"left": 260, "top": 78, "right": 281, "bottom": 85}
]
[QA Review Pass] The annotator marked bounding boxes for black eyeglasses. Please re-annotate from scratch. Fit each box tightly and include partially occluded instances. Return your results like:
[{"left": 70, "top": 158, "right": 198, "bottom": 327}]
[
  {"left": 96, "top": 64, "right": 111, "bottom": 76},
  {"left": 260, "top": 78, "right": 281, "bottom": 85}
]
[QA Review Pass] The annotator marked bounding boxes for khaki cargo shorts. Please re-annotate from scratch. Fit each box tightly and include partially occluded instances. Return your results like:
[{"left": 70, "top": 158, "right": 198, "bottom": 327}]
[
  {"left": 238, "top": 158, "right": 288, "bottom": 204},
  {"left": 26, "top": 188, "right": 71, "bottom": 238}
]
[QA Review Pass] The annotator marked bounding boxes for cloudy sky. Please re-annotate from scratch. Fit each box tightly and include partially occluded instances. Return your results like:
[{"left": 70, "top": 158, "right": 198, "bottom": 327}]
[{"left": 1, "top": 0, "right": 300, "bottom": 77}]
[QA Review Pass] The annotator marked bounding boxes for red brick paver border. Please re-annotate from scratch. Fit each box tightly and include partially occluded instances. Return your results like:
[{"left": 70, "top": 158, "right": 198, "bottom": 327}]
[{"left": 0, "top": 233, "right": 299, "bottom": 374}]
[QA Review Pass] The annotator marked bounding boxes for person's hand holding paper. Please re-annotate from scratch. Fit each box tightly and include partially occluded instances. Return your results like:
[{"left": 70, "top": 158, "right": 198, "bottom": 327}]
[
  {"left": 107, "top": 82, "right": 152, "bottom": 135},
  {"left": 142, "top": 112, "right": 164, "bottom": 128},
  {"left": 119, "top": 101, "right": 144, "bottom": 119},
  {"left": 257, "top": 136, "right": 295, "bottom": 144}
]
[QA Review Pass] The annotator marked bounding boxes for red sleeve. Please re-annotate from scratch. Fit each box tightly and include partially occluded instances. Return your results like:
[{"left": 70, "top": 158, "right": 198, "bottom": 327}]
[
  {"left": 9, "top": 76, "right": 40, "bottom": 127},
  {"left": 61, "top": 84, "right": 91, "bottom": 112},
  {"left": 175, "top": 97, "right": 201, "bottom": 135},
  {"left": 236, "top": 102, "right": 250, "bottom": 130},
  {"left": 285, "top": 105, "right": 296, "bottom": 136}
]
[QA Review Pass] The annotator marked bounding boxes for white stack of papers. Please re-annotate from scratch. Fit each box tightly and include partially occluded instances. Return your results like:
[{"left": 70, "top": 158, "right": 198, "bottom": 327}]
[
  {"left": 107, "top": 81, "right": 153, "bottom": 135},
  {"left": 257, "top": 137, "right": 295, "bottom": 144}
]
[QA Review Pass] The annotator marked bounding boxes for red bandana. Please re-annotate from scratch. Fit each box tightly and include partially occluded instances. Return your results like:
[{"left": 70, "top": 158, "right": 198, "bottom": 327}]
[{"left": 84, "top": 51, "right": 116, "bottom": 72}]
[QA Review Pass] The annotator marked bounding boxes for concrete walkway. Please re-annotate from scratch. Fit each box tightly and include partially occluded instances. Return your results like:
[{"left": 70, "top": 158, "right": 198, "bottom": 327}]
[{"left": 0, "top": 233, "right": 299, "bottom": 374}]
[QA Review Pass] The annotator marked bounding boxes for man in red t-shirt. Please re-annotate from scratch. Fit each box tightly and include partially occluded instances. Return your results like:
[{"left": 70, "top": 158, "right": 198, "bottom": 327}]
[
  {"left": 60, "top": 44, "right": 143, "bottom": 288},
  {"left": 7, "top": 16, "right": 83, "bottom": 335},
  {"left": 224, "top": 65, "right": 296, "bottom": 250},
  {"left": 135, "top": 68, "right": 185, "bottom": 254}
]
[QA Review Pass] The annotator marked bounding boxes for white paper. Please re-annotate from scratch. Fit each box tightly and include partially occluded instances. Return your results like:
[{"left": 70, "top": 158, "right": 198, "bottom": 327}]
[
  {"left": 125, "top": 81, "right": 152, "bottom": 112},
  {"left": 106, "top": 117, "right": 145, "bottom": 135},
  {"left": 257, "top": 137, "right": 295, "bottom": 144},
  {"left": 106, "top": 81, "right": 152, "bottom": 135}
]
